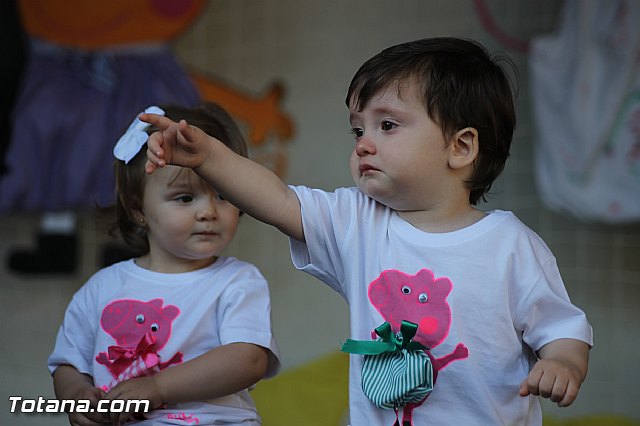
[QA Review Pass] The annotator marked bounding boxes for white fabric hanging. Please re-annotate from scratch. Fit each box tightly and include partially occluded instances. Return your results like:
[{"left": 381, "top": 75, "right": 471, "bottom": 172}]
[{"left": 530, "top": 0, "right": 640, "bottom": 223}]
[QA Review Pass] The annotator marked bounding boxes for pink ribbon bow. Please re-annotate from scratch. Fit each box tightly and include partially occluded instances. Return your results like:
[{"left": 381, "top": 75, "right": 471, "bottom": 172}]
[{"left": 107, "top": 332, "right": 160, "bottom": 370}]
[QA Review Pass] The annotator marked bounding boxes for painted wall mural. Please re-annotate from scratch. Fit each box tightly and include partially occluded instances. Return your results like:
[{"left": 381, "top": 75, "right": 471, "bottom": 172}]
[{"left": 2, "top": 0, "right": 293, "bottom": 274}]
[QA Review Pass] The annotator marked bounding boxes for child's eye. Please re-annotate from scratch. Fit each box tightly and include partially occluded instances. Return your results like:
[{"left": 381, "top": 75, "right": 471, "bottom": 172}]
[
  {"left": 381, "top": 121, "right": 396, "bottom": 131},
  {"left": 175, "top": 195, "right": 194, "bottom": 203},
  {"left": 350, "top": 127, "right": 364, "bottom": 138},
  {"left": 215, "top": 194, "right": 226, "bottom": 201}
]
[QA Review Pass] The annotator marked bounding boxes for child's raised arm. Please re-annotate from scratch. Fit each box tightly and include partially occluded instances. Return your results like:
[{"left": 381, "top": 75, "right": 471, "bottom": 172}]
[{"left": 142, "top": 113, "right": 304, "bottom": 241}]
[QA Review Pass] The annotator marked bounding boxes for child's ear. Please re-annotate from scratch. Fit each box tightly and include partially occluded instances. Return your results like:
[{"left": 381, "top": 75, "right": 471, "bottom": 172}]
[
  {"left": 448, "top": 127, "right": 479, "bottom": 170},
  {"left": 131, "top": 209, "right": 146, "bottom": 226}
]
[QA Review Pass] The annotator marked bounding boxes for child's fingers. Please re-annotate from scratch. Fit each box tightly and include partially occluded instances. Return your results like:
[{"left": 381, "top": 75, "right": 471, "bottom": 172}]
[
  {"left": 97, "top": 387, "right": 107, "bottom": 399},
  {"left": 518, "top": 378, "right": 530, "bottom": 397},
  {"left": 537, "top": 372, "right": 555, "bottom": 399},
  {"left": 557, "top": 379, "right": 579, "bottom": 407},
  {"left": 69, "top": 412, "right": 104, "bottom": 426},
  {"left": 521, "top": 359, "right": 583, "bottom": 407},
  {"left": 138, "top": 112, "right": 173, "bottom": 129},
  {"left": 521, "top": 367, "right": 543, "bottom": 397},
  {"left": 145, "top": 160, "right": 158, "bottom": 174},
  {"left": 146, "top": 132, "right": 165, "bottom": 157},
  {"left": 113, "top": 410, "right": 135, "bottom": 426},
  {"left": 146, "top": 146, "right": 166, "bottom": 166},
  {"left": 145, "top": 151, "right": 165, "bottom": 172},
  {"left": 548, "top": 375, "right": 567, "bottom": 403},
  {"left": 145, "top": 133, "right": 167, "bottom": 172},
  {"left": 177, "top": 119, "right": 196, "bottom": 142}
]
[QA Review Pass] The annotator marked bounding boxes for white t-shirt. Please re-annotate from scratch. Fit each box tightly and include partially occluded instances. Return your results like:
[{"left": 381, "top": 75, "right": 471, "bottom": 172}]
[
  {"left": 289, "top": 186, "right": 593, "bottom": 426},
  {"left": 49, "top": 256, "right": 280, "bottom": 425}
]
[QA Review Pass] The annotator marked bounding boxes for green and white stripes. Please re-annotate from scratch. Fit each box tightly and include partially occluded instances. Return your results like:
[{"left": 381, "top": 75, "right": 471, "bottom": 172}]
[
  {"left": 342, "top": 321, "right": 434, "bottom": 410},
  {"left": 362, "top": 348, "right": 433, "bottom": 409}
]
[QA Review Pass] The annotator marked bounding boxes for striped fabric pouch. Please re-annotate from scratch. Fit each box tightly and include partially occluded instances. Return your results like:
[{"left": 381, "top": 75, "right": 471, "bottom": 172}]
[{"left": 342, "top": 321, "right": 434, "bottom": 410}]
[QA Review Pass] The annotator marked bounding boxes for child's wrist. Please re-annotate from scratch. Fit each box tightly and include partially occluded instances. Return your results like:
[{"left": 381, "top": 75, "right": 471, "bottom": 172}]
[
  {"left": 195, "top": 137, "right": 220, "bottom": 173},
  {"left": 150, "top": 376, "right": 166, "bottom": 408}
]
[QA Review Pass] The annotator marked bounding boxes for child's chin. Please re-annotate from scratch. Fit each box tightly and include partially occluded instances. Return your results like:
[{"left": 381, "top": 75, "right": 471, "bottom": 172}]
[{"left": 358, "top": 184, "right": 393, "bottom": 207}]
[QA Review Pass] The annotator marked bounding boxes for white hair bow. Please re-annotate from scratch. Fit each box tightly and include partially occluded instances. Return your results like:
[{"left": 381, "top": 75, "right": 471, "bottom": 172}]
[{"left": 113, "top": 106, "right": 165, "bottom": 164}]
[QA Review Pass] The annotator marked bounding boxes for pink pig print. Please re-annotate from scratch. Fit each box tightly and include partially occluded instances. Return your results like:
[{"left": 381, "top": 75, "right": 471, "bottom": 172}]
[
  {"left": 96, "top": 298, "right": 184, "bottom": 381},
  {"left": 368, "top": 268, "right": 469, "bottom": 425}
]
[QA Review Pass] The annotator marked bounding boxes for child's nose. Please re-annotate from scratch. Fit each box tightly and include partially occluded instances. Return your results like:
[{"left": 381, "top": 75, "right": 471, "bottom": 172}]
[
  {"left": 196, "top": 201, "right": 217, "bottom": 220},
  {"left": 355, "top": 134, "right": 377, "bottom": 156}
]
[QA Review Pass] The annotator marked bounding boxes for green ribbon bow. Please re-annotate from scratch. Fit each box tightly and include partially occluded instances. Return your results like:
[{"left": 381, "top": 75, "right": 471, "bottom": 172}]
[{"left": 341, "top": 320, "right": 427, "bottom": 355}]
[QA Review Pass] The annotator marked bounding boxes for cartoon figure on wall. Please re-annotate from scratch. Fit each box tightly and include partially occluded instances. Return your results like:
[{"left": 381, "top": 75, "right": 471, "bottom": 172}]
[{"left": 2, "top": 0, "right": 293, "bottom": 274}]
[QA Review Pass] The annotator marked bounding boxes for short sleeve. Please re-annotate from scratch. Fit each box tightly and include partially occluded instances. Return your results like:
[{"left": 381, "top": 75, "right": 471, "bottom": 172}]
[
  {"left": 47, "top": 285, "right": 99, "bottom": 376},
  {"left": 288, "top": 185, "right": 358, "bottom": 296},
  {"left": 217, "top": 264, "right": 280, "bottom": 378},
  {"left": 514, "top": 256, "right": 593, "bottom": 351}
]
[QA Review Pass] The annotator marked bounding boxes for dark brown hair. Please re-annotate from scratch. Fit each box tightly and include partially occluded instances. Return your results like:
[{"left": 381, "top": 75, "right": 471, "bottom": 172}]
[
  {"left": 346, "top": 37, "right": 517, "bottom": 205},
  {"left": 111, "top": 102, "right": 248, "bottom": 254}
]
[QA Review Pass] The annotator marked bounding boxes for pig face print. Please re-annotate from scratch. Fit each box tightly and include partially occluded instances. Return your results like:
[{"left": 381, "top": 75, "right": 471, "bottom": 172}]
[
  {"left": 368, "top": 268, "right": 468, "bottom": 369},
  {"left": 96, "top": 298, "right": 183, "bottom": 379},
  {"left": 100, "top": 298, "right": 179, "bottom": 349}
]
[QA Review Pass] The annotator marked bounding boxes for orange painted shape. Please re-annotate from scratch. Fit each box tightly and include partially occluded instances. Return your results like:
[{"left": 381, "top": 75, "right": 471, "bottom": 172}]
[
  {"left": 190, "top": 71, "right": 295, "bottom": 146},
  {"left": 19, "top": 0, "right": 205, "bottom": 48}
]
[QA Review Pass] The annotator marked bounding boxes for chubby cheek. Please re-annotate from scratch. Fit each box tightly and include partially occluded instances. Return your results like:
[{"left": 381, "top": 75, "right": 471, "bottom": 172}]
[
  {"left": 223, "top": 220, "right": 239, "bottom": 242},
  {"left": 220, "top": 209, "right": 240, "bottom": 238},
  {"left": 153, "top": 221, "right": 189, "bottom": 244},
  {"left": 349, "top": 152, "right": 361, "bottom": 182}
]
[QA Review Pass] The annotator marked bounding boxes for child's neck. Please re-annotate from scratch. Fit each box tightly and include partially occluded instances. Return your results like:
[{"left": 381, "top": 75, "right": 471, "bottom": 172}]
[
  {"left": 135, "top": 254, "right": 218, "bottom": 273},
  {"left": 397, "top": 204, "right": 486, "bottom": 233}
]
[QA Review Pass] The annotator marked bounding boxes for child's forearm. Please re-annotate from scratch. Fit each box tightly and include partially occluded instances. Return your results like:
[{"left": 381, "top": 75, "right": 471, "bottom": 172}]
[
  {"left": 196, "top": 139, "right": 304, "bottom": 241},
  {"left": 52, "top": 365, "right": 96, "bottom": 400},
  {"left": 53, "top": 365, "right": 111, "bottom": 424},
  {"left": 538, "top": 338, "right": 590, "bottom": 381},
  {"left": 152, "top": 343, "right": 269, "bottom": 404}
]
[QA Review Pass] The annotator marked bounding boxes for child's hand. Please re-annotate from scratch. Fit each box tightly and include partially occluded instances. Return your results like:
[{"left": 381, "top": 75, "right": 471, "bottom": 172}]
[
  {"left": 66, "top": 386, "right": 110, "bottom": 425},
  {"left": 140, "top": 113, "right": 212, "bottom": 174},
  {"left": 519, "top": 358, "right": 582, "bottom": 407},
  {"left": 105, "top": 376, "right": 164, "bottom": 425}
]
